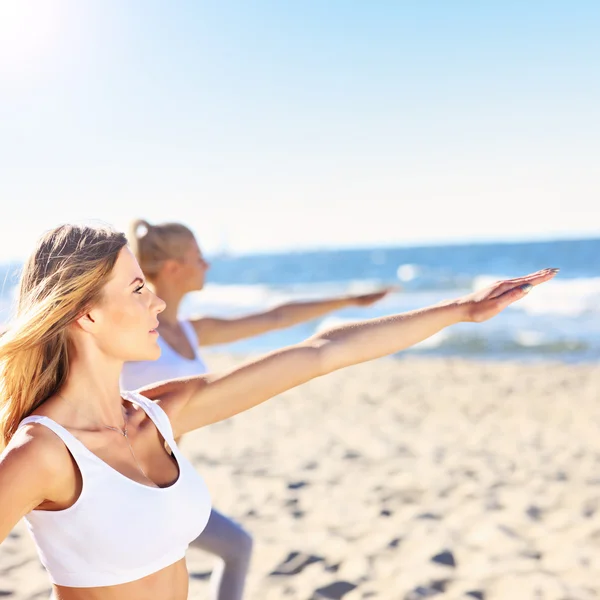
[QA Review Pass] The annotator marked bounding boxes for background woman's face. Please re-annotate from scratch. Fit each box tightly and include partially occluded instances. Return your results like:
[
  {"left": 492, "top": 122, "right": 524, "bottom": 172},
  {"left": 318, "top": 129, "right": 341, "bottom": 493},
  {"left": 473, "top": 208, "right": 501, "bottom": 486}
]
[{"left": 178, "top": 238, "right": 210, "bottom": 292}]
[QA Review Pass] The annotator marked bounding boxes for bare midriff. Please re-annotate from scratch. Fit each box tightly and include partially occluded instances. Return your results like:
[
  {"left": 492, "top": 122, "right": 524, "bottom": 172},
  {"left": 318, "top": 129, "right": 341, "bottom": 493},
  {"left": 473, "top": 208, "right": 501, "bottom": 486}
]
[{"left": 52, "top": 558, "right": 189, "bottom": 600}]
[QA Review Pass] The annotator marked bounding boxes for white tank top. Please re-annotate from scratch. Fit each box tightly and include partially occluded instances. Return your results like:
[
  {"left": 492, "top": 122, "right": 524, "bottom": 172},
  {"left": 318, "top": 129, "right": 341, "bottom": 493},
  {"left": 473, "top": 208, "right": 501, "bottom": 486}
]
[
  {"left": 121, "top": 321, "right": 209, "bottom": 391},
  {"left": 18, "top": 391, "right": 212, "bottom": 588}
]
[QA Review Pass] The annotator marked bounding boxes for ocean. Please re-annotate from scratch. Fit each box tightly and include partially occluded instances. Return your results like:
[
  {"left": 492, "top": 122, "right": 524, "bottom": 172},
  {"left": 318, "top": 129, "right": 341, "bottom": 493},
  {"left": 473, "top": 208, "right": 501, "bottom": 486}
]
[{"left": 1, "top": 237, "right": 599, "bottom": 363}]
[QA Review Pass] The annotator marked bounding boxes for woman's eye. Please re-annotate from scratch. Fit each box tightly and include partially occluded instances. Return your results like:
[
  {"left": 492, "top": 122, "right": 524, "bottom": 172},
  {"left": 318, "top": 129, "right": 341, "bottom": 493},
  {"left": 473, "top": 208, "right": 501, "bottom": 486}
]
[{"left": 134, "top": 284, "right": 145, "bottom": 294}]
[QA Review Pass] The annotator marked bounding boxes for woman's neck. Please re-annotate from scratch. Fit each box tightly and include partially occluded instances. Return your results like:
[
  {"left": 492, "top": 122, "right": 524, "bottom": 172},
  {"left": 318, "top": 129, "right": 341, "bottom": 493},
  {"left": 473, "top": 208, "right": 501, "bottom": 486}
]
[{"left": 59, "top": 354, "right": 125, "bottom": 429}]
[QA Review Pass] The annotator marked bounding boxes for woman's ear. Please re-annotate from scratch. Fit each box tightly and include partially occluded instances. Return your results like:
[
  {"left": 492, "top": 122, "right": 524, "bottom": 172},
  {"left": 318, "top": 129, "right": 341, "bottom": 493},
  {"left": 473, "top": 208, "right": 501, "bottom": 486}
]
[
  {"left": 160, "top": 258, "right": 182, "bottom": 277},
  {"left": 74, "top": 311, "right": 97, "bottom": 334}
]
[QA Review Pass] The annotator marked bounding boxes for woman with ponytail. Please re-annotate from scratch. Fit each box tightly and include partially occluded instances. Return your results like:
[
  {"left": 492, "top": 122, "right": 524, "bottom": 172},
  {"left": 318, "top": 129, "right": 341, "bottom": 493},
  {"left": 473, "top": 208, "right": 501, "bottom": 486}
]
[
  {"left": 124, "top": 219, "right": 395, "bottom": 392},
  {"left": 122, "top": 219, "right": 398, "bottom": 599},
  {"left": 0, "top": 222, "right": 557, "bottom": 600}
]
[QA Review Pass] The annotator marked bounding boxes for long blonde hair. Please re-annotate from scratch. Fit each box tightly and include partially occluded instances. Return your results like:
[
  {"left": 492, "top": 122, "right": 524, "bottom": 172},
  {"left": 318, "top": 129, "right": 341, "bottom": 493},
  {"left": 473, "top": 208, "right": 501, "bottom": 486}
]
[
  {"left": 128, "top": 219, "right": 195, "bottom": 279},
  {"left": 0, "top": 224, "right": 127, "bottom": 448}
]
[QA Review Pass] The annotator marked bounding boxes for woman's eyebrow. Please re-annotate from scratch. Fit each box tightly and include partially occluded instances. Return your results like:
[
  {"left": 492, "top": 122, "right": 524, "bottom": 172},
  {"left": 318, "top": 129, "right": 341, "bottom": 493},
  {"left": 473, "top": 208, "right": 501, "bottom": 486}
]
[{"left": 129, "top": 276, "right": 145, "bottom": 286}]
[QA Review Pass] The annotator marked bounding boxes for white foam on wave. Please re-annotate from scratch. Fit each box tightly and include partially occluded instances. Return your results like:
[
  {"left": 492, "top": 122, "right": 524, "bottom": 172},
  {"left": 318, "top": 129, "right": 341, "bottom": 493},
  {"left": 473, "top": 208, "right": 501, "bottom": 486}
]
[
  {"left": 514, "top": 330, "right": 548, "bottom": 347},
  {"left": 172, "top": 279, "right": 598, "bottom": 359},
  {"left": 179, "top": 283, "right": 281, "bottom": 318},
  {"left": 181, "top": 280, "right": 400, "bottom": 318},
  {"left": 396, "top": 264, "right": 419, "bottom": 282},
  {"left": 519, "top": 278, "right": 600, "bottom": 317},
  {"left": 190, "top": 283, "right": 276, "bottom": 307}
]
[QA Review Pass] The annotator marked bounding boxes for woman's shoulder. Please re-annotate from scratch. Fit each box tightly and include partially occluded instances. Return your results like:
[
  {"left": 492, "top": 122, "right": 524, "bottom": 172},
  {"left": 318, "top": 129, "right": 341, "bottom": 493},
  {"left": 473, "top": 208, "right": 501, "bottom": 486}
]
[
  {"left": 124, "top": 390, "right": 177, "bottom": 439},
  {"left": 0, "top": 421, "right": 76, "bottom": 524},
  {"left": 4, "top": 420, "right": 72, "bottom": 470},
  {"left": 124, "top": 389, "right": 171, "bottom": 422},
  {"left": 1, "top": 421, "right": 73, "bottom": 492}
]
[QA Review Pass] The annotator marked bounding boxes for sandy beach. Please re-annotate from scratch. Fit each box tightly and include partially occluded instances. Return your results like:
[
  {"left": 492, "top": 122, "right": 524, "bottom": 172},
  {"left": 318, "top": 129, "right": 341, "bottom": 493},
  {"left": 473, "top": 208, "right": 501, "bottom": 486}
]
[{"left": 2, "top": 353, "right": 600, "bottom": 600}]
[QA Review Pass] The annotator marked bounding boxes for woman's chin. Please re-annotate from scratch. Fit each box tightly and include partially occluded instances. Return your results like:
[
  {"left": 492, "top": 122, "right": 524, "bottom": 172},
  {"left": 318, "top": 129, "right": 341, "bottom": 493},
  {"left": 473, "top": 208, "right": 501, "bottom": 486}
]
[
  {"left": 148, "top": 345, "right": 162, "bottom": 360},
  {"left": 136, "top": 342, "right": 162, "bottom": 362}
]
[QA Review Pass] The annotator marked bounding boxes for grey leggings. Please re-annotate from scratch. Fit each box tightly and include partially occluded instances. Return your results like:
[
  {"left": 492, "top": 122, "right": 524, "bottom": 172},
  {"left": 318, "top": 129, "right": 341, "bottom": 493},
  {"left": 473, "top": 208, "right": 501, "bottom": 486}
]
[{"left": 190, "top": 508, "right": 253, "bottom": 600}]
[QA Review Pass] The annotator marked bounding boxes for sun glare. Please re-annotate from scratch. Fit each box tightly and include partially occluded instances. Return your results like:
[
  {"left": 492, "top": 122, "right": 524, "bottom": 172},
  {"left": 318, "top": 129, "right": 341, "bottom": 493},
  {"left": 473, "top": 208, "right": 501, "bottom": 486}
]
[{"left": 0, "top": 0, "right": 64, "bottom": 74}]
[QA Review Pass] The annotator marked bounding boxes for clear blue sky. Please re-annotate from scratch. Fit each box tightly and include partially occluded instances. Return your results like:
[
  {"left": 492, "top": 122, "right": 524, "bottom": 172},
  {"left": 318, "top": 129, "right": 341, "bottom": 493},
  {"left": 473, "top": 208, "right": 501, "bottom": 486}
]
[{"left": 1, "top": 0, "right": 599, "bottom": 259}]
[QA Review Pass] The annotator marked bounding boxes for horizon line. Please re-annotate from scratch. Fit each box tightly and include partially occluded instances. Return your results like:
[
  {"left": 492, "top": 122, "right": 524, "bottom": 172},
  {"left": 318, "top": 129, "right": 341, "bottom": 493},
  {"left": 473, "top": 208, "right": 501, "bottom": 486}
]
[
  {"left": 206, "top": 231, "right": 600, "bottom": 259},
  {"left": 0, "top": 230, "right": 598, "bottom": 266}
]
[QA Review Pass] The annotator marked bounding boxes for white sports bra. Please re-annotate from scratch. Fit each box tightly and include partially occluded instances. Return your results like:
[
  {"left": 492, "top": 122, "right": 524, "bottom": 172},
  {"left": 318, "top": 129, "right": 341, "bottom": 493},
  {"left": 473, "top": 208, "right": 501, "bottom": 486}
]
[
  {"left": 19, "top": 391, "right": 212, "bottom": 588},
  {"left": 121, "top": 321, "right": 208, "bottom": 391}
]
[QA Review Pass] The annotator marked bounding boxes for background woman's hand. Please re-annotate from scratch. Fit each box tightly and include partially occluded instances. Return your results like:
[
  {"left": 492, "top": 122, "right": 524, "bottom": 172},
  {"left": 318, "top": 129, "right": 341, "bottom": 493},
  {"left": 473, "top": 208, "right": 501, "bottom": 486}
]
[
  {"left": 455, "top": 268, "right": 559, "bottom": 323},
  {"left": 351, "top": 286, "right": 400, "bottom": 306}
]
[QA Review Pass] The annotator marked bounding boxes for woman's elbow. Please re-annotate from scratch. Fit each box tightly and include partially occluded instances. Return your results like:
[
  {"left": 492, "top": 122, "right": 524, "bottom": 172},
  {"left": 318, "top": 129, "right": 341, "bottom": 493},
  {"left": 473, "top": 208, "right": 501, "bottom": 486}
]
[{"left": 303, "top": 337, "right": 343, "bottom": 377}]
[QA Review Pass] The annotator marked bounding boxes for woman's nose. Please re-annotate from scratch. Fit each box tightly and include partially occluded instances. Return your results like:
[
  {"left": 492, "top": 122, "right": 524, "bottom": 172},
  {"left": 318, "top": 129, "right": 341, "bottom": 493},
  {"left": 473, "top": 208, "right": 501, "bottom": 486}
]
[{"left": 154, "top": 294, "right": 167, "bottom": 314}]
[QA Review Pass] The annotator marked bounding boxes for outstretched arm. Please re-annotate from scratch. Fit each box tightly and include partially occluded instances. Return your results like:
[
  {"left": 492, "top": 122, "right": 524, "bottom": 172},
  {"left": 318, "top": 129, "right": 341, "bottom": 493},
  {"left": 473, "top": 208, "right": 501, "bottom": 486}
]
[
  {"left": 141, "top": 269, "right": 557, "bottom": 436},
  {"left": 190, "top": 288, "right": 395, "bottom": 345}
]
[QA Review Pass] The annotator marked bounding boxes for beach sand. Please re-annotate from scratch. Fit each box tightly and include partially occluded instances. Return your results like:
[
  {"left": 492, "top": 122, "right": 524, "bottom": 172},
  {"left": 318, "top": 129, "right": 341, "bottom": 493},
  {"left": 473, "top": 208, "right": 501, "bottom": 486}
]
[{"left": 2, "top": 353, "right": 600, "bottom": 599}]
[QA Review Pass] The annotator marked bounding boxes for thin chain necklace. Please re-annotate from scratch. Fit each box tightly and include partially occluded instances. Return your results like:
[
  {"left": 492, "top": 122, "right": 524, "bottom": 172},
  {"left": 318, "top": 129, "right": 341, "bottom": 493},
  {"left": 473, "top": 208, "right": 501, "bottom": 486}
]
[{"left": 57, "top": 393, "right": 152, "bottom": 484}]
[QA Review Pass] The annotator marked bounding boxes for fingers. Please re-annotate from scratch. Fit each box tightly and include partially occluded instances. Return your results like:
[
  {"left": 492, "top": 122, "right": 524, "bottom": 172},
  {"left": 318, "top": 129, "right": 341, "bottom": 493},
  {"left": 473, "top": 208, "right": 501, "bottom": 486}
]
[
  {"left": 520, "top": 267, "right": 558, "bottom": 281},
  {"left": 360, "top": 286, "right": 401, "bottom": 300},
  {"left": 491, "top": 268, "right": 559, "bottom": 297},
  {"left": 504, "top": 268, "right": 559, "bottom": 285},
  {"left": 489, "top": 279, "right": 543, "bottom": 317}
]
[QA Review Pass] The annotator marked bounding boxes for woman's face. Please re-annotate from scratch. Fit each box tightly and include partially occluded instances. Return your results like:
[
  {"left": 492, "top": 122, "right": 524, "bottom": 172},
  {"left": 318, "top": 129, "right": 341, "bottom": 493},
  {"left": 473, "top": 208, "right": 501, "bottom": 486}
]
[
  {"left": 177, "top": 238, "right": 210, "bottom": 292},
  {"left": 84, "top": 247, "right": 166, "bottom": 362}
]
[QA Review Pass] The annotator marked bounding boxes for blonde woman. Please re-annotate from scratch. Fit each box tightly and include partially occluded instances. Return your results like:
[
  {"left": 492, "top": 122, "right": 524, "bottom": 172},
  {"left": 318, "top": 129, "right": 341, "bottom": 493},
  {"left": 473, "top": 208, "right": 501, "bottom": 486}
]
[
  {"left": 122, "top": 219, "right": 396, "bottom": 599},
  {"left": 122, "top": 219, "right": 395, "bottom": 389},
  {"left": 0, "top": 223, "right": 557, "bottom": 600}
]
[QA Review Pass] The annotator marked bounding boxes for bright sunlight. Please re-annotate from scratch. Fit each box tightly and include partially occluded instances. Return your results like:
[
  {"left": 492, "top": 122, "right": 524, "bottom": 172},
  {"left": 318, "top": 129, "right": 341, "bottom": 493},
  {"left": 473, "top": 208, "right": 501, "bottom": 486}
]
[{"left": 0, "top": 0, "right": 64, "bottom": 75}]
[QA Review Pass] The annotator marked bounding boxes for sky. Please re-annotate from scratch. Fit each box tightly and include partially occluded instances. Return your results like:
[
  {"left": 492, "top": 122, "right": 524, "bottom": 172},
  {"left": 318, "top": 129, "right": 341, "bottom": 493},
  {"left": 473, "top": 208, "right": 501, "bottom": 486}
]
[{"left": 1, "top": 0, "right": 599, "bottom": 260}]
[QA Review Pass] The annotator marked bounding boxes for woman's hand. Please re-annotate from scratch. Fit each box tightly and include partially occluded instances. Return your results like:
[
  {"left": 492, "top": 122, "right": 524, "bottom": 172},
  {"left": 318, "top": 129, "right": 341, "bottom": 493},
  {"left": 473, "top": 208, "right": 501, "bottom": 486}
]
[
  {"left": 350, "top": 286, "right": 399, "bottom": 306},
  {"left": 454, "top": 268, "right": 559, "bottom": 323}
]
